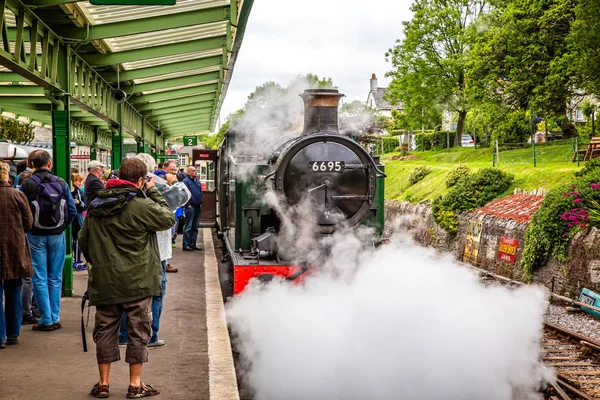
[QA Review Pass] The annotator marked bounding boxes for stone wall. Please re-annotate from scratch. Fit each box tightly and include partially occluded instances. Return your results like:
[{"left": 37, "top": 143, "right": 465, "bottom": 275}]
[{"left": 385, "top": 200, "right": 569, "bottom": 293}]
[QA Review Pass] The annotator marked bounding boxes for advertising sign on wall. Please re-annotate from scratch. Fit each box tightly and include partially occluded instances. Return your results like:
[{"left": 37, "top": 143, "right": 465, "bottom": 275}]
[
  {"left": 463, "top": 220, "right": 483, "bottom": 264},
  {"left": 497, "top": 237, "right": 519, "bottom": 263}
]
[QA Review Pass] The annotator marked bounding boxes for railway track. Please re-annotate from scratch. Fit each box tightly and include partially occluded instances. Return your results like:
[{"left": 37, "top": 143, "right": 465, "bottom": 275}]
[{"left": 544, "top": 322, "right": 600, "bottom": 399}]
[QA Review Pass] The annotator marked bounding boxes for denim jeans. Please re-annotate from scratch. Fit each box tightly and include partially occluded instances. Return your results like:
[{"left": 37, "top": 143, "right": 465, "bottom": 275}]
[
  {"left": 72, "top": 238, "right": 83, "bottom": 263},
  {"left": 0, "top": 279, "right": 23, "bottom": 343},
  {"left": 27, "top": 233, "right": 66, "bottom": 326},
  {"left": 119, "top": 261, "right": 166, "bottom": 344},
  {"left": 21, "top": 277, "right": 34, "bottom": 317},
  {"left": 183, "top": 206, "right": 201, "bottom": 248},
  {"left": 171, "top": 220, "right": 178, "bottom": 243}
]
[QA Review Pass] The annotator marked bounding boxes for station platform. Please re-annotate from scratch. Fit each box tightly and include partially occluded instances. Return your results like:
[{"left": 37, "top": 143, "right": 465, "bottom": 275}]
[{"left": 0, "top": 229, "right": 238, "bottom": 400}]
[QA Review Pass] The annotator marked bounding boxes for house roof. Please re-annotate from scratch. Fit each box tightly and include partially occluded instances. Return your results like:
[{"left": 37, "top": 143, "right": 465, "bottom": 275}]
[
  {"left": 474, "top": 194, "right": 544, "bottom": 223},
  {"left": 371, "top": 88, "right": 402, "bottom": 111}
]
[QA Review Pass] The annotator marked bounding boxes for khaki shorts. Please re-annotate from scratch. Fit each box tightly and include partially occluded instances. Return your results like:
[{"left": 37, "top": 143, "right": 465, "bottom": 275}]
[{"left": 93, "top": 297, "right": 152, "bottom": 364}]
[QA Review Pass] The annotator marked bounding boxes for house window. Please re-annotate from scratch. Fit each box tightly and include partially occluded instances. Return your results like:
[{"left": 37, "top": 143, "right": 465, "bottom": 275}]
[
  {"left": 451, "top": 122, "right": 458, "bottom": 130},
  {"left": 576, "top": 109, "right": 585, "bottom": 122}
]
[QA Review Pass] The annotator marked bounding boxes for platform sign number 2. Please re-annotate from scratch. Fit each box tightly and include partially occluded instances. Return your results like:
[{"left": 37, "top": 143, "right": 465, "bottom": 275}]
[{"left": 183, "top": 136, "right": 198, "bottom": 147}]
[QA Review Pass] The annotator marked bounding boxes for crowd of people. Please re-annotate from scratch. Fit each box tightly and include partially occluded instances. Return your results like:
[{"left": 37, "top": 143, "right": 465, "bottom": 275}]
[{"left": 0, "top": 151, "right": 204, "bottom": 398}]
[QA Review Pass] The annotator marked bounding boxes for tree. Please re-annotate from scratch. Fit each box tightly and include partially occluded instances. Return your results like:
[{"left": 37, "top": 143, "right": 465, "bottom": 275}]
[
  {"left": 468, "top": 0, "right": 578, "bottom": 137},
  {"left": 569, "top": 0, "right": 600, "bottom": 95},
  {"left": 338, "top": 100, "right": 391, "bottom": 135},
  {"left": 245, "top": 81, "right": 285, "bottom": 110},
  {"left": 582, "top": 100, "right": 596, "bottom": 137},
  {"left": 386, "top": 0, "right": 489, "bottom": 138},
  {"left": 294, "top": 73, "right": 335, "bottom": 89},
  {"left": 0, "top": 117, "right": 35, "bottom": 144}
]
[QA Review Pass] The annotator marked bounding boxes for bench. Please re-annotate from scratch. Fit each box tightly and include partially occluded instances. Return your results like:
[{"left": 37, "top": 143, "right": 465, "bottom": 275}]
[{"left": 573, "top": 137, "right": 600, "bottom": 162}]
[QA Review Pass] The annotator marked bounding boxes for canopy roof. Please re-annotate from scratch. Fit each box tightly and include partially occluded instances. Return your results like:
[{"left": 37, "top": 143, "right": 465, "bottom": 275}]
[{"left": 0, "top": 0, "right": 252, "bottom": 147}]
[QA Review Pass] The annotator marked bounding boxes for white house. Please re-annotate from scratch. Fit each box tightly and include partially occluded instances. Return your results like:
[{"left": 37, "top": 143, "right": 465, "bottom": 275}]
[{"left": 366, "top": 73, "right": 403, "bottom": 118}]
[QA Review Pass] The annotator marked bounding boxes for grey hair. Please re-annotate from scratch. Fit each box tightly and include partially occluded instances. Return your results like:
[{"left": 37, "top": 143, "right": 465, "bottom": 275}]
[{"left": 135, "top": 153, "right": 157, "bottom": 174}]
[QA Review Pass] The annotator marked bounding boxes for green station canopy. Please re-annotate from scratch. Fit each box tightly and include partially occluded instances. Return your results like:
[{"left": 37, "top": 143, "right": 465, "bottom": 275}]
[{"left": 0, "top": 0, "right": 253, "bottom": 144}]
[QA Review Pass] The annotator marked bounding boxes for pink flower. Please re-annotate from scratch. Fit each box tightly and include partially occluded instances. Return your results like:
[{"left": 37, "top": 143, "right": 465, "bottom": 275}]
[
  {"left": 572, "top": 185, "right": 577, "bottom": 189},
  {"left": 574, "top": 198, "right": 583, "bottom": 204}
]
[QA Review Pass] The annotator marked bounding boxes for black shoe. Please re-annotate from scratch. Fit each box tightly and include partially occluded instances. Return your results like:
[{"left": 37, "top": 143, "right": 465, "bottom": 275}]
[
  {"left": 22, "top": 315, "right": 38, "bottom": 325},
  {"left": 0, "top": 342, "right": 5, "bottom": 349},
  {"left": 192, "top": 246, "right": 203, "bottom": 251},
  {"left": 6, "top": 336, "right": 18, "bottom": 345},
  {"left": 182, "top": 246, "right": 193, "bottom": 251}
]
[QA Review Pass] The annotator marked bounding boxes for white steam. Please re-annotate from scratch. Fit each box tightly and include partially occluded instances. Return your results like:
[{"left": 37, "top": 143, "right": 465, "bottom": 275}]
[
  {"left": 225, "top": 79, "right": 551, "bottom": 399},
  {"left": 231, "top": 78, "right": 307, "bottom": 157},
  {"left": 227, "top": 205, "right": 552, "bottom": 399}
]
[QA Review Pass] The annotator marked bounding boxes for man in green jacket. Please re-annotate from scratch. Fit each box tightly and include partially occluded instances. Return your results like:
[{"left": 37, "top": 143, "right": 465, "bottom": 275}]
[{"left": 79, "top": 158, "right": 176, "bottom": 399}]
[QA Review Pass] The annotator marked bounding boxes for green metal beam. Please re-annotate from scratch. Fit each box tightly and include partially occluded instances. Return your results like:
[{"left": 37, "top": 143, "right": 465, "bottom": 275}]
[
  {"left": 142, "top": 102, "right": 213, "bottom": 117},
  {"left": 148, "top": 109, "right": 213, "bottom": 123},
  {"left": 0, "top": 96, "right": 50, "bottom": 104},
  {"left": 129, "top": 83, "right": 218, "bottom": 104},
  {"left": 135, "top": 93, "right": 216, "bottom": 110},
  {"left": 22, "top": 0, "right": 78, "bottom": 7},
  {"left": 123, "top": 71, "right": 220, "bottom": 94},
  {"left": 162, "top": 117, "right": 212, "bottom": 127},
  {"left": 56, "top": 7, "right": 230, "bottom": 41},
  {"left": 0, "top": 72, "right": 32, "bottom": 82},
  {"left": 82, "top": 37, "right": 226, "bottom": 66},
  {"left": 1, "top": 110, "right": 52, "bottom": 123},
  {"left": 102, "top": 56, "right": 222, "bottom": 82},
  {"left": 162, "top": 123, "right": 211, "bottom": 132},
  {"left": 0, "top": 86, "right": 45, "bottom": 95},
  {"left": 0, "top": 102, "right": 50, "bottom": 111},
  {"left": 166, "top": 130, "right": 210, "bottom": 138}
]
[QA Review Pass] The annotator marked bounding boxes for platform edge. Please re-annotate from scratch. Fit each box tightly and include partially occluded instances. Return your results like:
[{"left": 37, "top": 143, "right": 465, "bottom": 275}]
[{"left": 203, "top": 228, "right": 240, "bottom": 400}]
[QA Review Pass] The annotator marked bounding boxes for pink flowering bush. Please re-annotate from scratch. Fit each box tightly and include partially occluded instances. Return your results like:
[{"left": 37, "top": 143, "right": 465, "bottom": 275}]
[{"left": 522, "top": 169, "right": 600, "bottom": 277}]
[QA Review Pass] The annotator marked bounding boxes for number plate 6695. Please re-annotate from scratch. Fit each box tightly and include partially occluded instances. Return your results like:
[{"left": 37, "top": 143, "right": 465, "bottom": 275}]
[{"left": 309, "top": 161, "right": 345, "bottom": 172}]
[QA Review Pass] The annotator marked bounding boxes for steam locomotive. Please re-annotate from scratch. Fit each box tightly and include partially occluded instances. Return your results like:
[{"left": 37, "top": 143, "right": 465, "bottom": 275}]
[{"left": 193, "top": 89, "right": 385, "bottom": 296}]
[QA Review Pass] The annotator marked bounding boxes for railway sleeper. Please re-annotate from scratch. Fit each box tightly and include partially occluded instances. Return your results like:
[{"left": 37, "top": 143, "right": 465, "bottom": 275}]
[
  {"left": 544, "top": 356, "right": 588, "bottom": 360},
  {"left": 546, "top": 362, "right": 598, "bottom": 367},
  {"left": 544, "top": 348, "right": 583, "bottom": 353},
  {"left": 556, "top": 378, "right": 595, "bottom": 400},
  {"left": 561, "top": 371, "right": 600, "bottom": 376}
]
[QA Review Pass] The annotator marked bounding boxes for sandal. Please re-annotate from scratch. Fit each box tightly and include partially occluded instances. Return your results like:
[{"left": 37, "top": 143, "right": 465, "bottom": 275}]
[
  {"left": 126, "top": 383, "right": 160, "bottom": 398},
  {"left": 32, "top": 323, "right": 54, "bottom": 331},
  {"left": 90, "top": 382, "right": 110, "bottom": 398}
]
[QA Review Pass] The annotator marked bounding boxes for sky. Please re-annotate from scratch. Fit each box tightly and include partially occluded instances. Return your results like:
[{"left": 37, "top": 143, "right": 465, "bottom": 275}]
[{"left": 218, "top": 0, "right": 413, "bottom": 128}]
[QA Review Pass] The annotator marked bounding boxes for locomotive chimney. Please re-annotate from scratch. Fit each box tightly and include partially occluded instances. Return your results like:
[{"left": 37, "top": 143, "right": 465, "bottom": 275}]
[{"left": 299, "top": 89, "right": 344, "bottom": 135}]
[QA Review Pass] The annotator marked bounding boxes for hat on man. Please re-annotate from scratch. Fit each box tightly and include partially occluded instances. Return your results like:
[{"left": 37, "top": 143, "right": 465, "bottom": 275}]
[{"left": 88, "top": 160, "right": 106, "bottom": 171}]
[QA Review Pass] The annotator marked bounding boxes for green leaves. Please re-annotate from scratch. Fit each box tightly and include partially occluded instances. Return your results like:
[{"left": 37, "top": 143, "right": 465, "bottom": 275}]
[
  {"left": 0, "top": 117, "right": 34, "bottom": 144},
  {"left": 432, "top": 167, "right": 514, "bottom": 232},
  {"left": 467, "top": 0, "right": 578, "bottom": 137},
  {"left": 386, "top": 0, "right": 485, "bottom": 135}
]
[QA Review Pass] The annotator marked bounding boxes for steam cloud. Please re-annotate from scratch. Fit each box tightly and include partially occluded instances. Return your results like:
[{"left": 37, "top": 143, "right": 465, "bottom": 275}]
[
  {"left": 227, "top": 198, "right": 553, "bottom": 399},
  {"left": 225, "top": 78, "right": 552, "bottom": 399}
]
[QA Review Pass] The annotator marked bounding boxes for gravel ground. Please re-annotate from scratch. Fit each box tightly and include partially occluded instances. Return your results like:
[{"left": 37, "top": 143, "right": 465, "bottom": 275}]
[
  {"left": 545, "top": 303, "right": 600, "bottom": 342},
  {"left": 478, "top": 273, "right": 600, "bottom": 342}
]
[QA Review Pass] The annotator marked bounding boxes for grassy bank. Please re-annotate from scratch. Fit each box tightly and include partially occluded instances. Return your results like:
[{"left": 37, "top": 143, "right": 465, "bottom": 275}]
[{"left": 383, "top": 142, "right": 582, "bottom": 202}]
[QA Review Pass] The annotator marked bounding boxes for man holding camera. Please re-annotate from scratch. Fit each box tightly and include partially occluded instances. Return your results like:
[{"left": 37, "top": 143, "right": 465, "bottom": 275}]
[{"left": 79, "top": 158, "right": 175, "bottom": 399}]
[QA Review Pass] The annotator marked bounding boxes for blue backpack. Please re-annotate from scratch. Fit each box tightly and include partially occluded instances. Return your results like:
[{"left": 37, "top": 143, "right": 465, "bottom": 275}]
[{"left": 30, "top": 174, "right": 68, "bottom": 230}]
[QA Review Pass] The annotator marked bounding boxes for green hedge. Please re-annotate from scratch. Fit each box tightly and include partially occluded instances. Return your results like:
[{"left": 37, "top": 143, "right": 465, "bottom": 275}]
[
  {"left": 432, "top": 168, "right": 514, "bottom": 233},
  {"left": 414, "top": 131, "right": 457, "bottom": 151}
]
